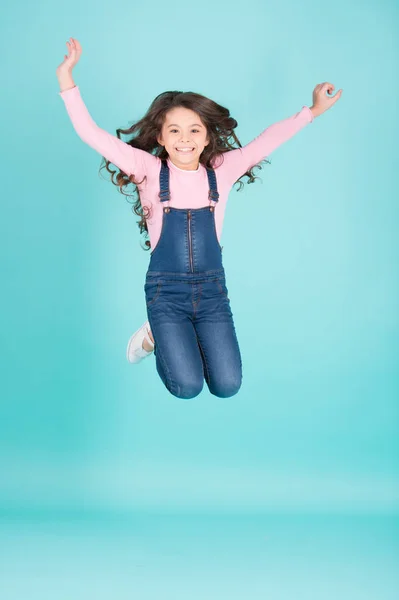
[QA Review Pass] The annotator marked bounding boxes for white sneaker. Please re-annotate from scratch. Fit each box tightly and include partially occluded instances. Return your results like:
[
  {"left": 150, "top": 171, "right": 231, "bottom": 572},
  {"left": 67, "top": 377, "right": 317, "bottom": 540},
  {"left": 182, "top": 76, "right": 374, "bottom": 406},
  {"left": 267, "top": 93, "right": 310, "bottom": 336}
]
[{"left": 126, "top": 320, "right": 154, "bottom": 364}]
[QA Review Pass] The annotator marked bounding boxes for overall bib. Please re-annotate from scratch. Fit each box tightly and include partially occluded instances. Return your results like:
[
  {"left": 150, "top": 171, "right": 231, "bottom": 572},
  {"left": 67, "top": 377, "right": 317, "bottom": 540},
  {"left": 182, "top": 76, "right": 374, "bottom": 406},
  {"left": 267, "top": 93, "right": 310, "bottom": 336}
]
[{"left": 144, "top": 159, "right": 242, "bottom": 399}]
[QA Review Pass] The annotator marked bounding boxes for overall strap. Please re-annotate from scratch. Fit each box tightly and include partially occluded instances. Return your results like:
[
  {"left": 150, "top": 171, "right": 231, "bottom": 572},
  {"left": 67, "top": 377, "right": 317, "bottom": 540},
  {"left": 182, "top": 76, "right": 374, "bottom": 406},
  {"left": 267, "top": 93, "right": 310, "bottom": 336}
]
[
  {"left": 159, "top": 159, "right": 171, "bottom": 208},
  {"left": 206, "top": 167, "right": 219, "bottom": 207}
]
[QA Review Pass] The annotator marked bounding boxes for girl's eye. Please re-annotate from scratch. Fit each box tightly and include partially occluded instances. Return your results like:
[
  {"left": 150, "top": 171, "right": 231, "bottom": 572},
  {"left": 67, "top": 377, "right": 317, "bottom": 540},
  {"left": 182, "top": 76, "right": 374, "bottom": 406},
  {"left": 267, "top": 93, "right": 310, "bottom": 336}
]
[{"left": 170, "top": 129, "right": 200, "bottom": 133}]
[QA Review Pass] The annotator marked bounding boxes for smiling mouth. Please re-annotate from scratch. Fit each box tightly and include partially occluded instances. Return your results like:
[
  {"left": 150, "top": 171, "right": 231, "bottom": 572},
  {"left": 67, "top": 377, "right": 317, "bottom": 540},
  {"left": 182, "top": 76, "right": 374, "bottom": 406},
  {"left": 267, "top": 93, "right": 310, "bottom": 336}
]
[{"left": 176, "top": 148, "right": 195, "bottom": 153}]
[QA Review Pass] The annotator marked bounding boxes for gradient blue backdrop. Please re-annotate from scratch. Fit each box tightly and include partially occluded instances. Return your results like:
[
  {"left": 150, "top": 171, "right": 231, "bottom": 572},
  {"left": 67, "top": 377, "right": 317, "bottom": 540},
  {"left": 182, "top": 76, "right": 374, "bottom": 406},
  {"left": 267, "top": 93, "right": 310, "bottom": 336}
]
[{"left": 1, "top": 0, "right": 398, "bottom": 598}]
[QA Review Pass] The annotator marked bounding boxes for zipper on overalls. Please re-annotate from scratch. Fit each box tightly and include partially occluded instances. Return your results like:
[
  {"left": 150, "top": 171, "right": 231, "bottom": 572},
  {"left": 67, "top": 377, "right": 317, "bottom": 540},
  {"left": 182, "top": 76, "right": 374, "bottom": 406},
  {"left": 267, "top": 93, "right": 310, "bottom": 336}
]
[{"left": 187, "top": 210, "right": 194, "bottom": 272}]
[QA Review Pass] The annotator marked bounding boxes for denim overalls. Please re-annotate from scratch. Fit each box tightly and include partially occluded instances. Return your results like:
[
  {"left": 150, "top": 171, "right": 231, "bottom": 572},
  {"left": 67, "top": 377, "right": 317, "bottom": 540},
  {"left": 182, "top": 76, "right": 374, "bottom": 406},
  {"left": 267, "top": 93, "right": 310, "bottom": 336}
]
[{"left": 144, "top": 159, "right": 242, "bottom": 399}]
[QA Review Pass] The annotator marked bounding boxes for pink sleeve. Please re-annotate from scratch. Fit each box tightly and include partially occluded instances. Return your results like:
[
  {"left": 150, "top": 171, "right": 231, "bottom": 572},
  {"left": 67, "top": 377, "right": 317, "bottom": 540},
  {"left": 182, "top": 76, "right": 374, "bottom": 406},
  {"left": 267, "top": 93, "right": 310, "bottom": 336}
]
[
  {"left": 214, "top": 106, "right": 314, "bottom": 183},
  {"left": 58, "top": 85, "right": 157, "bottom": 181}
]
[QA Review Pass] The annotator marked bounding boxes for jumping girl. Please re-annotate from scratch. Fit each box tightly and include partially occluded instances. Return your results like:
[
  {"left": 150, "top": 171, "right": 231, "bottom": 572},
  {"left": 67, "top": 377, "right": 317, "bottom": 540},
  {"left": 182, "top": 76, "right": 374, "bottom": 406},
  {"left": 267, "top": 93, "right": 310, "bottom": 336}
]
[{"left": 56, "top": 37, "right": 342, "bottom": 400}]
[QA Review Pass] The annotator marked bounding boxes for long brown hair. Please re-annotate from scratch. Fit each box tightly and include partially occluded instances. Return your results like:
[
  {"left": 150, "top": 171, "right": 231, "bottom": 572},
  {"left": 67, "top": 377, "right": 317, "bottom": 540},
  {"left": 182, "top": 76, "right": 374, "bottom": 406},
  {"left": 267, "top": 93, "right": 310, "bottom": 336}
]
[{"left": 99, "top": 90, "right": 271, "bottom": 250}]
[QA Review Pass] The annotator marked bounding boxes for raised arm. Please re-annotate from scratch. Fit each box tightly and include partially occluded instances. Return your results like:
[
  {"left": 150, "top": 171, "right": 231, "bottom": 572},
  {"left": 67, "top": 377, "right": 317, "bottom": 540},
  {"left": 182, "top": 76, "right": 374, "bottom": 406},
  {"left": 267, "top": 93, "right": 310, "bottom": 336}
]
[
  {"left": 56, "top": 38, "right": 156, "bottom": 181},
  {"left": 216, "top": 105, "right": 314, "bottom": 184},
  {"left": 217, "top": 82, "right": 343, "bottom": 184}
]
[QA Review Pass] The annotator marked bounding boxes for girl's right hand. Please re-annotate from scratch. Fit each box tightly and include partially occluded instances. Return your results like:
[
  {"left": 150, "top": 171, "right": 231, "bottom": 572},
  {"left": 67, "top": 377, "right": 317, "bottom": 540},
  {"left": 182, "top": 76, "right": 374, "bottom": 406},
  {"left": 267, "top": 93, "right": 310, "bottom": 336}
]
[{"left": 56, "top": 37, "right": 82, "bottom": 78}]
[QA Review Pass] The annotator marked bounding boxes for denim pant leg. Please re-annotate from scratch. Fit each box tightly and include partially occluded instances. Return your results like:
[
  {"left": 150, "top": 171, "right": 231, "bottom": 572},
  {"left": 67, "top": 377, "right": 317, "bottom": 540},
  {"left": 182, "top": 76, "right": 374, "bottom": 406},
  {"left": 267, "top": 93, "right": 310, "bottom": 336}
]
[
  {"left": 145, "top": 280, "right": 205, "bottom": 400},
  {"left": 194, "top": 278, "right": 242, "bottom": 398}
]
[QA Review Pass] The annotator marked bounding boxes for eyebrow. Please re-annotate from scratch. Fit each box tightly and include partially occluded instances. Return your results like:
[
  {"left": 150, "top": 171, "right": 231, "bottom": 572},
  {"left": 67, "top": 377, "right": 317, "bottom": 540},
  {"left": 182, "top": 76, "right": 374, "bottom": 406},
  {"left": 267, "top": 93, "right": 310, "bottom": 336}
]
[{"left": 167, "top": 123, "right": 203, "bottom": 128}]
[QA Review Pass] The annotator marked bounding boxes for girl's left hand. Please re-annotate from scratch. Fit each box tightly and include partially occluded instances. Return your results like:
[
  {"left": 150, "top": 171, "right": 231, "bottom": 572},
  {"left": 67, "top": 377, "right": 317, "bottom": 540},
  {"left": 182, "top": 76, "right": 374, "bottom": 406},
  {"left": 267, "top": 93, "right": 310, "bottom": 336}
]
[{"left": 311, "top": 82, "right": 343, "bottom": 117}]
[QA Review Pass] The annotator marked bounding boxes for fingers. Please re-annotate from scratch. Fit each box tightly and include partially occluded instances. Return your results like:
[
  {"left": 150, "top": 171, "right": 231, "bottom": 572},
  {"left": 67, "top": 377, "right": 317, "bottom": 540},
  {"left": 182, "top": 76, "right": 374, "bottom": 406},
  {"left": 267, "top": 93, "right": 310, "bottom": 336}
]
[
  {"left": 321, "top": 82, "right": 335, "bottom": 94},
  {"left": 312, "top": 82, "right": 343, "bottom": 112},
  {"left": 69, "top": 37, "right": 81, "bottom": 53},
  {"left": 315, "top": 82, "right": 341, "bottom": 97},
  {"left": 57, "top": 37, "right": 80, "bottom": 74},
  {"left": 316, "top": 82, "right": 334, "bottom": 91},
  {"left": 66, "top": 37, "right": 81, "bottom": 57}
]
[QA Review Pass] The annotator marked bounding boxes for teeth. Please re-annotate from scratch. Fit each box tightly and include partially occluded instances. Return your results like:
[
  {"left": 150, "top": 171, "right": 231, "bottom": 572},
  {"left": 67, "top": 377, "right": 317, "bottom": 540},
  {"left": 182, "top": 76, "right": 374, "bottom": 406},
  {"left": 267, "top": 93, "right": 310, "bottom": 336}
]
[{"left": 177, "top": 148, "right": 194, "bottom": 152}]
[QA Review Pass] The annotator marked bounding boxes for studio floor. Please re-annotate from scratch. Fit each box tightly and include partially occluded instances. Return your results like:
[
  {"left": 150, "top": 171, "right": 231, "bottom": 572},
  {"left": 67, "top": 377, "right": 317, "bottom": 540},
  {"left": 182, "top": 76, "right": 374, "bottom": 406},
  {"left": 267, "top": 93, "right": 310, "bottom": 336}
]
[{"left": 1, "top": 510, "right": 398, "bottom": 600}]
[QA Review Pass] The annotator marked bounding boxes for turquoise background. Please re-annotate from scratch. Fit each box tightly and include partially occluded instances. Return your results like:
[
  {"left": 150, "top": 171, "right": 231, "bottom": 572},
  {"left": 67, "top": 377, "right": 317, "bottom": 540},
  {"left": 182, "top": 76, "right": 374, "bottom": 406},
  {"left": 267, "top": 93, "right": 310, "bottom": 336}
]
[{"left": 1, "top": 0, "right": 398, "bottom": 598}]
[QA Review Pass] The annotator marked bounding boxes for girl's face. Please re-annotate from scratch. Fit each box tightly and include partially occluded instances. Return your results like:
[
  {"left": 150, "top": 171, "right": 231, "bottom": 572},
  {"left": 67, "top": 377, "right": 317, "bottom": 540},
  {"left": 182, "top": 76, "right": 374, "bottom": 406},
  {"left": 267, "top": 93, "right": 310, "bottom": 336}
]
[{"left": 157, "top": 106, "right": 209, "bottom": 171}]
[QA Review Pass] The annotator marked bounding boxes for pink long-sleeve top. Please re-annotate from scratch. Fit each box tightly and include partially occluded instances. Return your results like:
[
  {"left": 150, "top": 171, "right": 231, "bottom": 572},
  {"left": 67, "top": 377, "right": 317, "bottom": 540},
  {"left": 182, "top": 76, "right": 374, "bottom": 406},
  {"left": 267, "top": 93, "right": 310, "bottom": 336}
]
[{"left": 59, "top": 86, "right": 313, "bottom": 250}]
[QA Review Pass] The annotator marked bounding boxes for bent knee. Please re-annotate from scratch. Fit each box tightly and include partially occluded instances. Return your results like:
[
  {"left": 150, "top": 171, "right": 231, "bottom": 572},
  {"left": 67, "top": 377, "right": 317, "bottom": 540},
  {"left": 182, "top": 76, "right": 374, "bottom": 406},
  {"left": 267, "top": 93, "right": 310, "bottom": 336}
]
[
  {"left": 209, "top": 375, "right": 242, "bottom": 398},
  {"left": 169, "top": 377, "right": 204, "bottom": 399}
]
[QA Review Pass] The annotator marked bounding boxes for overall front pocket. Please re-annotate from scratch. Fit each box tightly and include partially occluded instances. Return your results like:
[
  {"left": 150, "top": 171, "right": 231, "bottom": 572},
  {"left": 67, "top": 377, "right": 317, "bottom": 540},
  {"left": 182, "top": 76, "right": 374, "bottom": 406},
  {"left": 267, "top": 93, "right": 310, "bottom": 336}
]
[
  {"left": 144, "top": 281, "right": 163, "bottom": 307},
  {"left": 216, "top": 278, "right": 229, "bottom": 300}
]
